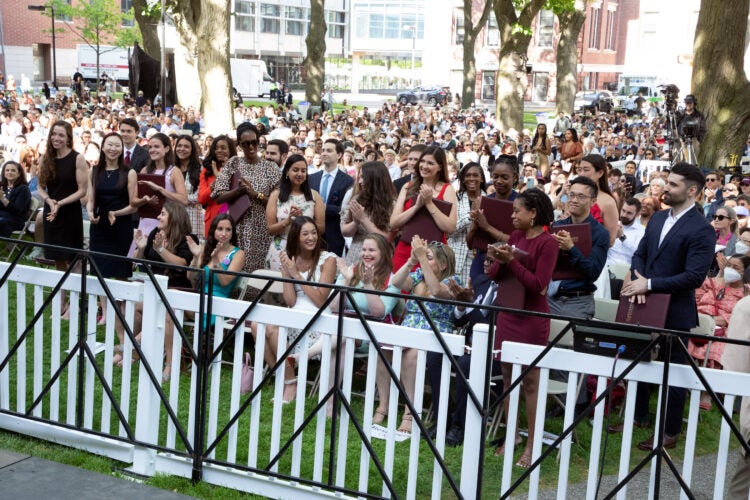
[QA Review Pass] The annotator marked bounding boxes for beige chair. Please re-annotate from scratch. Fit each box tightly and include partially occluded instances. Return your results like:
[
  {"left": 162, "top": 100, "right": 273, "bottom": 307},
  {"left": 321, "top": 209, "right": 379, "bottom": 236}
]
[
  {"left": 692, "top": 313, "right": 717, "bottom": 367},
  {"left": 594, "top": 298, "right": 619, "bottom": 323},
  {"left": 608, "top": 263, "right": 630, "bottom": 281}
]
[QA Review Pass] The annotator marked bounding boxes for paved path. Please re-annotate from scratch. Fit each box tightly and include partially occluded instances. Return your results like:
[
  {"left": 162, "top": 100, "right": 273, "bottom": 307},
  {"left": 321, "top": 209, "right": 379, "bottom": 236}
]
[
  {"left": 0, "top": 449, "right": 194, "bottom": 499},
  {"left": 534, "top": 450, "right": 740, "bottom": 499}
]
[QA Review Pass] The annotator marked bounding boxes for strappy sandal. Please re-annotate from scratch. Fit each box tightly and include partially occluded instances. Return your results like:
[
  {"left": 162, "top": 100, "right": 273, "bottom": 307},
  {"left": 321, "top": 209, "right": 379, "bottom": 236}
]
[
  {"left": 397, "top": 413, "right": 413, "bottom": 433},
  {"left": 373, "top": 409, "right": 388, "bottom": 425}
]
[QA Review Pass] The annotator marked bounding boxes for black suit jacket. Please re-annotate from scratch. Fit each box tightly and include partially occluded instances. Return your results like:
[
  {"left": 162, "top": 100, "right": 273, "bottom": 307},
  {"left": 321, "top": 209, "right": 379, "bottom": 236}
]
[
  {"left": 128, "top": 144, "right": 149, "bottom": 173},
  {"left": 630, "top": 206, "right": 715, "bottom": 331},
  {"left": 454, "top": 273, "right": 494, "bottom": 337},
  {"left": 308, "top": 168, "right": 354, "bottom": 256},
  {"left": 393, "top": 174, "right": 411, "bottom": 197}
]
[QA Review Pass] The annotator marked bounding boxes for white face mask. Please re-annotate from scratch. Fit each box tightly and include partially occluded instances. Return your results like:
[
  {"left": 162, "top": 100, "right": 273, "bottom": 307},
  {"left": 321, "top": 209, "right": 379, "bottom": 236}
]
[
  {"left": 724, "top": 267, "right": 742, "bottom": 284},
  {"left": 736, "top": 241, "right": 750, "bottom": 255}
]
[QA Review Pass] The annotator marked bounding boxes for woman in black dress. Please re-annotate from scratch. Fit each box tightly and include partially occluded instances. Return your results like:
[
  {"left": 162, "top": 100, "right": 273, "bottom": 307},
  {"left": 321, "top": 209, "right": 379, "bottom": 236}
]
[
  {"left": 86, "top": 132, "right": 137, "bottom": 325},
  {"left": 37, "top": 120, "right": 89, "bottom": 315},
  {"left": 0, "top": 160, "right": 32, "bottom": 237}
]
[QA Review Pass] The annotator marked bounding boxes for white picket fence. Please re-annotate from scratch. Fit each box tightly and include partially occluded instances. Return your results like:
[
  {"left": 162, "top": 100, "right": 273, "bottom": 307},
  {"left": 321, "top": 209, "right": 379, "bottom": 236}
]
[
  {"left": 2, "top": 261, "right": 750, "bottom": 499},
  {"left": 0, "top": 262, "right": 488, "bottom": 499}
]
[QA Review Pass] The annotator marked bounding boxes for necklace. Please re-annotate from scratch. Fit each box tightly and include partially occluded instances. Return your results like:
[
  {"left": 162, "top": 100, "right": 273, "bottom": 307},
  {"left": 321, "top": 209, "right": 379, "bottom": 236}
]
[{"left": 104, "top": 168, "right": 117, "bottom": 179}]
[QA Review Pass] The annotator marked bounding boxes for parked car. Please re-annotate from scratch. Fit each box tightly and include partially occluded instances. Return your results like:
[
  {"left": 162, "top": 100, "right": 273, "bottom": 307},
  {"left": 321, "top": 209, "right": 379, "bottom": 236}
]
[
  {"left": 574, "top": 90, "right": 614, "bottom": 113},
  {"left": 396, "top": 86, "right": 448, "bottom": 106}
]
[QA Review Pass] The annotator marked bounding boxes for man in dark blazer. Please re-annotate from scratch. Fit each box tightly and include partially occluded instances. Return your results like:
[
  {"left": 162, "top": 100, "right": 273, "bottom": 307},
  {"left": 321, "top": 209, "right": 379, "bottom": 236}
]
[
  {"left": 621, "top": 162, "right": 715, "bottom": 450},
  {"left": 308, "top": 138, "right": 353, "bottom": 256},
  {"left": 119, "top": 118, "right": 149, "bottom": 172}
]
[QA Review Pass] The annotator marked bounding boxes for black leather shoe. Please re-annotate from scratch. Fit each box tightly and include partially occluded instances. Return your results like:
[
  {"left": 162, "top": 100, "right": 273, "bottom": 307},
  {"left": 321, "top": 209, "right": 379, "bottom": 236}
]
[{"left": 445, "top": 424, "right": 464, "bottom": 446}]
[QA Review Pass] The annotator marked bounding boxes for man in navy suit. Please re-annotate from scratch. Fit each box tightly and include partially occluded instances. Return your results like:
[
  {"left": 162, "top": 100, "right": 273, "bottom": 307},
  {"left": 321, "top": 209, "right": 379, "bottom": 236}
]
[
  {"left": 119, "top": 118, "right": 149, "bottom": 172},
  {"left": 308, "top": 138, "right": 353, "bottom": 256},
  {"left": 621, "top": 162, "right": 715, "bottom": 450}
]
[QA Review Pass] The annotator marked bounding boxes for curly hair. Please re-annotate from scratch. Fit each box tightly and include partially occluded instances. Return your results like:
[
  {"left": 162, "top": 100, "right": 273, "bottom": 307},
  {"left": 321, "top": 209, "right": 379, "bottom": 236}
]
[{"left": 516, "top": 187, "right": 555, "bottom": 228}]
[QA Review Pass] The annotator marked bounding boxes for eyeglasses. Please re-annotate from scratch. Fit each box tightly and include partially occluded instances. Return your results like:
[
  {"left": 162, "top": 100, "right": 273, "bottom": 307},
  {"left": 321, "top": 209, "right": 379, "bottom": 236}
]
[
  {"left": 568, "top": 192, "right": 592, "bottom": 201},
  {"left": 239, "top": 139, "right": 259, "bottom": 149},
  {"left": 706, "top": 178, "right": 718, "bottom": 182},
  {"left": 713, "top": 214, "right": 730, "bottom": 221},
  {"left": 354, "top": 158, "right": 365, "bottom": 163}
]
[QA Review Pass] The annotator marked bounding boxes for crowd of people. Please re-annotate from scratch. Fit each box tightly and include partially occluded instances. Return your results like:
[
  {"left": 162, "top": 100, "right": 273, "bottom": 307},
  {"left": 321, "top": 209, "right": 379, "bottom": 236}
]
[{"left": 2, "top": 86, "right": 750, "bottom": 473}]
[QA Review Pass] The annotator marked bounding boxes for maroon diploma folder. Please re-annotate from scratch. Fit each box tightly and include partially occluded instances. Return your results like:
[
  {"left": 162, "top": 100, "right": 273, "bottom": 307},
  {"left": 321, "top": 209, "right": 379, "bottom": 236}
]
[
  {"left": 470, "top": 196, "right": 515, "bottom": 251},
  {"left": 494, "top": 246, "right": 529, "bottom": 311},
  {"left": 400, "top": 198, "right": 453, "bottom": 243},
  {"left": 550, "top": 223, "right": 592, "bottom": 280},
  {"left": 615, "top": 294, "right": 671, "bottom": 329},
  {"left": 137, "top": 173, "right": 165, "bottom": 219},
  {"left": 228, "top": 171, "right": 252, "bottom": 222}
]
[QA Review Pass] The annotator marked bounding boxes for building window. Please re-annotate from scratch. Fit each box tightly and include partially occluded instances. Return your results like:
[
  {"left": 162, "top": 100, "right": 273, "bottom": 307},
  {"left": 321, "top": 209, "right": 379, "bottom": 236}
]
[
  {"left": 486, "top": 15, "right": 498, "bottom": 47},
  {"left": 121, "top": 0, "right": 134, "bottom": 27},
  {"left": 537, "top": 10, "right": 554, "bottom": 48},
  {"left": 454, "top": 9, "right": 464, "bottom": 45},
  {"left": 285, "top": 6, "right": 304, "bottom": 36},
  {"left": 327, "top": 10, "right": 346, "bottom": 39},
  {"left": 260, "top": 3, "right": 280, "bottom": 34},
  {"left": 352, "top": 2, "right": 423, "bottom": 41},
  {"left": 481, "top": 71, "right": 495, "bottom": 100},
  {"left": 588, "top": 6, "right": 601, "bottom": 49},
  {"left": 235, "top": 0, "right": 255, "bottom": 32},
  {"left": 56, "top": 0, "right": 72, "bottom": 22},
  {"left": 605, "top": 10, "right": 616, "bottom": 50}
]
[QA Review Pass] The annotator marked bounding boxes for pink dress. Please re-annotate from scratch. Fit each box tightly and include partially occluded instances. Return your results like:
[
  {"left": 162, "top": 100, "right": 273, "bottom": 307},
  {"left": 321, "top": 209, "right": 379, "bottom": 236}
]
[
  {"left": 492, "top": 230, "right": 559, "bottom": 361},
  {"left": 688, "top": 277, "right": 746, "bottom": 368}
]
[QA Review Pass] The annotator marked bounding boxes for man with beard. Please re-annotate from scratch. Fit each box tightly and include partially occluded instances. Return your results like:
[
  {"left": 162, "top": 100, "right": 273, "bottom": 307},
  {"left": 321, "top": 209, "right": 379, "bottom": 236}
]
[
  {"left": 619, "top": 162, "right": 715, "bottom": 450},
  {"left": 607, "top": 198, "right": 645, "bottom": 267}
]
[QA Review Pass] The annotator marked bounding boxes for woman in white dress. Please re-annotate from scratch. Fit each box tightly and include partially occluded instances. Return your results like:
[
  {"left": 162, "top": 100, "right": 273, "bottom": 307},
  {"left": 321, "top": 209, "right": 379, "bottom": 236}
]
[{"left": 265, "top": 154, "right": 324, "bottom": 271}]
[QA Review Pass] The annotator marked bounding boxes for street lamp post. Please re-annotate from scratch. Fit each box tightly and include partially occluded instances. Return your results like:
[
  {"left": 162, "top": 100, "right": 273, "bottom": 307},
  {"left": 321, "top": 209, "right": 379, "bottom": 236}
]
[
  {"left": 403, "top": 25, "right": 416, "bottom": 87},
  {"left": 28, "top": 4, "right": 57, "bottom": 89}
]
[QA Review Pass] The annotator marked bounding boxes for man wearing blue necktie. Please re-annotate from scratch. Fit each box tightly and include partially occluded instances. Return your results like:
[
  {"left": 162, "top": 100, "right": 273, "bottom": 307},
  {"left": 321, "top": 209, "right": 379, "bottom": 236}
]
[{"left": 308, "top": 138, "right": 353, "bottom": 256}]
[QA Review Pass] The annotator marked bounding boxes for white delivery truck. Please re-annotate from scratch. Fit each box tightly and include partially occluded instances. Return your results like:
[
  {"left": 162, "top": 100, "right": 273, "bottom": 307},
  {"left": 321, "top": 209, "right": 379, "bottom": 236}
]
[
  {"left": 230, "top": 58, "right": 273, "bottom": 98},
  {"left": 77, "top": 44, "right": 130, "bottom": 83}
]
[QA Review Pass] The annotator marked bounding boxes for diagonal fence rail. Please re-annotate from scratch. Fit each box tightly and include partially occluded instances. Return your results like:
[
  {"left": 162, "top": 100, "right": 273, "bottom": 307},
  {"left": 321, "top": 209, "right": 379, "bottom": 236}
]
[{"left": 2, "top": 239, "right": 750, "bottom": 498}]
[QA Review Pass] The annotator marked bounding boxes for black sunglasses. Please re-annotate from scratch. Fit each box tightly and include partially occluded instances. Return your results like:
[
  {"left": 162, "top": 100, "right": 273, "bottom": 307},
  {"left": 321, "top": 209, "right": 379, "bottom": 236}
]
[
  {"left": 239, "top": 139, "right": 259, "bottom": 149},
  {"left": 713, "top": 214, "right": 729, "bottom": 221}
]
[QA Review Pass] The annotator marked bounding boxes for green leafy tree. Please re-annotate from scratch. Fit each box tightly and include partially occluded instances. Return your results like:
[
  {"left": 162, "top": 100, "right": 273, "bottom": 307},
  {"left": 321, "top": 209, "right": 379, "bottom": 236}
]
[
  {"left": 461, "top": 0, "right": 494, "bottom": 108},
  {"left": 492, "top": 0, "right": 574, "bottom": 131},
  {"left": 50, "top": 0, "right": 140, "bottom": 92},
  {"left": 305, "top": 0, "right": 327, "bottom": 107},
  {"left": 692, "top": 0, "right": 750, "bottom": 168},
  {"left": 554, "top": 0, "right": 586, "bottom": 115}
]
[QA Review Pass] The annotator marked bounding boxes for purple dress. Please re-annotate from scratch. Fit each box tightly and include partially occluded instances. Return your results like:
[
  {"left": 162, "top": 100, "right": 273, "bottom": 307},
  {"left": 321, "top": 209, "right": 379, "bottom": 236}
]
[{"left": 492, "top": 230, "right": 558, "bottom": 360}]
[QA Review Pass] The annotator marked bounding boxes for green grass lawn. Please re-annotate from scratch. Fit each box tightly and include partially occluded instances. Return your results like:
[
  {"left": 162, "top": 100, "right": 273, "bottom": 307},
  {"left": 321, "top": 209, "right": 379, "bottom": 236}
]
[{"left": 0, "top": 259, "right": 741, "bottom": 499}]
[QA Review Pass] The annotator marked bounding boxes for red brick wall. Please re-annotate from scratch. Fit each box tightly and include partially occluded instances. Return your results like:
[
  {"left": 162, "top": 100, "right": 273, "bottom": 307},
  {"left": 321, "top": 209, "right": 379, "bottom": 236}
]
[{"left": 5, "top": 1, "right": 92, "bottom": 49}]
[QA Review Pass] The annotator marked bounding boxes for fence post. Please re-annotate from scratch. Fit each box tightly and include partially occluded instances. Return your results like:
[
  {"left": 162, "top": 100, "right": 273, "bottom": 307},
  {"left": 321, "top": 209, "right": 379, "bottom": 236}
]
[
  {"left": 131, "top": 274, "right": 168, "bottom": 476},
  {"left": 460, "top": 323, "right": 490, "bottom": 498}
]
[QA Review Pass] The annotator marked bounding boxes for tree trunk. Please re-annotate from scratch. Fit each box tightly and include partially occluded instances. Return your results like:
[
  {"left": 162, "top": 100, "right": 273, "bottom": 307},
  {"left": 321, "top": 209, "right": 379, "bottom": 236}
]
[
  {"left": 692, "top": 0, "right": 750, "bottom": 168},
  {"left": 493, "top": 0, "right": 546, "bottom": 132},
  {"left": 305, "top": 0, "right": 326, "bottom": 107},
  {"left": 131, "top": 0, "right": 161, "bottom": 60},
  {"left": 461, "top": 0, "right": 493, "bottom": 108},
  {"left": 495, "top": 49, "right": 529, "bottom": 132},
  {"left": 555, "top": 5, "right": 586, "bottom": 116},
  {"left": 172, "top": 0, "right": 233, "bottom": 133},
  {"left": 462, "top": 29, "right": 478, "bottom": 109}
]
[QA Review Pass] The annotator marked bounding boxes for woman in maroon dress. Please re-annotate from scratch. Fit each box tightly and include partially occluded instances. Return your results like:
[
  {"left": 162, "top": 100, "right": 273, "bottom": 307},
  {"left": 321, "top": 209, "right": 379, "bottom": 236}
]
[{"left": 486, "top": 188, "right": 558, "bottom": 468}]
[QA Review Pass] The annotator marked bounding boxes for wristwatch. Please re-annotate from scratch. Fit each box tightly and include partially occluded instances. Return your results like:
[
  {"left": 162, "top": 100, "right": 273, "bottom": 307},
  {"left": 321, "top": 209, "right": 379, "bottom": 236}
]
[
  {"left": 256, "top": 192, "right": 266, "bottom": 202},
  {"left": 618, "top": 234, "right": 627, "bottom": 242}
]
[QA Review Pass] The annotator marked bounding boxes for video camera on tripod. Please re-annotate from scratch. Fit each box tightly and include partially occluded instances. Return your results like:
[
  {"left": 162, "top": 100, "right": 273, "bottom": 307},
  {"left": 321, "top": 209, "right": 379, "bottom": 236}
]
[{"left": 659, "top": 83, "right": 680, "bottom": 112}]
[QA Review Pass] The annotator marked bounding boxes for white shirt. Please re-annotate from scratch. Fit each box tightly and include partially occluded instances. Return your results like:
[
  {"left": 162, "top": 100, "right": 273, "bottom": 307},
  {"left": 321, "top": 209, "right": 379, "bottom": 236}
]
[
  {"left": 607, "top": 222, "right": 645, "bottom": 266},
  {"left": 658, "top": 204, "right": 694, "bottom": 247}
]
